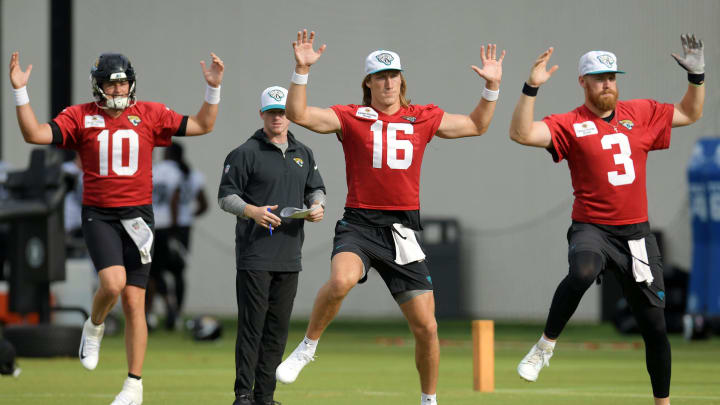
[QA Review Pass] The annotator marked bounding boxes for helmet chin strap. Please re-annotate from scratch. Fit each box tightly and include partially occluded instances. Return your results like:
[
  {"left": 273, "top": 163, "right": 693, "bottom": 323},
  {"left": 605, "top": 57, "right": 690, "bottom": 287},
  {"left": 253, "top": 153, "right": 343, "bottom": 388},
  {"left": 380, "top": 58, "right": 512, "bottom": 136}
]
[{"left": 102, "top": 94, "right": 131, "bottom": 110}]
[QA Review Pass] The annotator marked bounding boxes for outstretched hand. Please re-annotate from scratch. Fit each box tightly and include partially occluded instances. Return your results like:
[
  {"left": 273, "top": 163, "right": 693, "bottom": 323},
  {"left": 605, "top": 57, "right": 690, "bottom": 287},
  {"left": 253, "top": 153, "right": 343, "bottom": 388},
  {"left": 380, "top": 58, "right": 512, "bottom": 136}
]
[
  {"left": 672, "top": 33, "right": 704, "bottom": 74},
  {"left": 9, "top": 51, "right": 32, "bottom": 89},
  {"left": 292, "top": 29, "right": 326, "bottom": 69},
  {"left": 527, "top": 47, "right": 559, "bottom": 87},
  {"left": 471, "top": 44, "right": 505, "bottom": 89},
  {"left": 200, "top": 52, "right": 224, "bottom": 87}
]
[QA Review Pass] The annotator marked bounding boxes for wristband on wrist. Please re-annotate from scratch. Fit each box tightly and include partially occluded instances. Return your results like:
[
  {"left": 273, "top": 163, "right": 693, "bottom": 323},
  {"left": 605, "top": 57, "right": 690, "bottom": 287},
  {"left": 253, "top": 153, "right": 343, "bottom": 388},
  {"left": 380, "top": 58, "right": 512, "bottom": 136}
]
[
  {"left": 688, "top": 72, "right": 705, "bottom": 86},
  {"left": 481, "top": 87, "right": 499, "bottom": 102},
  {"left": 522, "top": 82, "right": 539, "bottom": 97},
  {"left": 291, "top": 71, "right": 309, "bottom": 85},
  {"left": 13, "top": 86, "right": 30, "bottom": 106},
  {"left": 204, "top": 84, "right": 221, "bottom": 104}
]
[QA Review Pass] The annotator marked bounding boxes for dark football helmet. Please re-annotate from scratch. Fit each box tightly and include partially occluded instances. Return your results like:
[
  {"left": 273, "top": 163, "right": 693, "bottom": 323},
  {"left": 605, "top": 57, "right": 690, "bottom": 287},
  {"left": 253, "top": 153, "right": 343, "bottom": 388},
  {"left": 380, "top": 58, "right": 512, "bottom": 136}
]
[{"left": 90, "top": 53, "right": 136, "bottom": 110}]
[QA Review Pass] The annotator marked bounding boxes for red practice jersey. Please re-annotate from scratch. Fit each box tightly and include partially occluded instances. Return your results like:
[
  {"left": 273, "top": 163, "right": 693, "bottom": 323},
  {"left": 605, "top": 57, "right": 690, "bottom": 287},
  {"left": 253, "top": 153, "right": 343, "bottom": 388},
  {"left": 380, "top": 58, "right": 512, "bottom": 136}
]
[
  {"left": 544, "top": 99, "right": 674, "bottom": 225},
  {"left": 53, "top": 102, "right": 184, "bottom": 207},
  {"left": 331, "top": 104, "right": 444, "bottom": 210}
]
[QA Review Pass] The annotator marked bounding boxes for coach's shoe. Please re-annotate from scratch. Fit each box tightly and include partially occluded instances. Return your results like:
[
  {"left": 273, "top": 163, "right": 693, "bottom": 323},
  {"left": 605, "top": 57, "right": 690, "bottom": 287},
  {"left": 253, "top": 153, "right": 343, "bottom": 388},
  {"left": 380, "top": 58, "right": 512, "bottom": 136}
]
[
  {"left": 233, "top": 394, "right": 253, "bottom": 405},
  {"left": 275, "top": 343, "right": 315, "bottom": 384},
  {"left": 110, "top": 377, "right": 143, "bottom": 405},
  {"left": 79, "top": 318, "right": 105, "bottom": 370},
  {"left": 517, "top": 343, "right": 553, "bottom": 382}
]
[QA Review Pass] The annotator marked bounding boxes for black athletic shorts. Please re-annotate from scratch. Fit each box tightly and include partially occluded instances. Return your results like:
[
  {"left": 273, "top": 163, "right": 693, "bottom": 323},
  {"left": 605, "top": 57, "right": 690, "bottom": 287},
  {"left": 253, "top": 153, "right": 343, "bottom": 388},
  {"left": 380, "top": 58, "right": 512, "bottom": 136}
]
[
  {"left": 567, "top": 221, "right": 665, "bottom": 308},
  {"left": 82, "top": 206, "right": 155, "bottom": 289},
  {"left": 330, "top": 219, "right": 433, "bottom": 295}
]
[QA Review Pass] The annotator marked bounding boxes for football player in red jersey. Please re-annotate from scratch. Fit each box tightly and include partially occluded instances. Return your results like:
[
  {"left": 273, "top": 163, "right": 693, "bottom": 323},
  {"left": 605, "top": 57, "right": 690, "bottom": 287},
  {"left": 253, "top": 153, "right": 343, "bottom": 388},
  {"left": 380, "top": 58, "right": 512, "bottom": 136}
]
[
  {"left": 509, "top": 35, "right": 704, "bottom": 405},
  {"left": 275, "top": 30, "right": 504, "bottom": 405},
  {"left": 9, "top": 50, "right": 224, "bottom": 405}
]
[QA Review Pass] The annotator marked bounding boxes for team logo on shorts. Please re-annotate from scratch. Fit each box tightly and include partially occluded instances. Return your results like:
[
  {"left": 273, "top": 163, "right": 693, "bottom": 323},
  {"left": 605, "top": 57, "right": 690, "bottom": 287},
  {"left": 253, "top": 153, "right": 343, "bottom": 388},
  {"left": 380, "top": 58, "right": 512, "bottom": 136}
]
[
  {"left": 267, "top": 89, "right": 284, "bottom": 102},
  {"left": 375, "top": 52, "right": 394, "bottom": 66},
  {"left": 128, "top": 115, "right": 141, "bottom": 126},
  {"left": 293, "top": 157, "right": 304, "bottom": 167},
  {"left": 401, "top": 115, "right": 416, "bottom": 123},
  {"left": 596, "top": 54, "right": 615, "bottom": 68},
  {"left": 619, "top": 119, "right": 634, "bottom": 130},
  {"left": 224, "top": 164, "right": 231, "bottom": 174}
]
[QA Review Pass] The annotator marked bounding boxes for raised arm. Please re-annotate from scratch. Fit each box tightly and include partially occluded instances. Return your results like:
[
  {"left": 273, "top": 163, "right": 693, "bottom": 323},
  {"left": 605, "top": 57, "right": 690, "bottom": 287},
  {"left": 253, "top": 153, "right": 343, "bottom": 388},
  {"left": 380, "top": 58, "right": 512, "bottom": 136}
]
[
  {"left": 671, "top": 33, "right": 705, "bottom": 128},
  {"left": 9, "top": 52, "right": 53, "bottom": 145},
  {"left": 436, "top": 44, "right": 505, "bottom": 139},
  {"left": 508, "top": 47, "right": 559, "bottom": 148},
  {"left": 286, "top": 29, "right": 341, "bottom": 134},
  {"left": 186, "top": 53, "right": 225, "bottom": 136}
]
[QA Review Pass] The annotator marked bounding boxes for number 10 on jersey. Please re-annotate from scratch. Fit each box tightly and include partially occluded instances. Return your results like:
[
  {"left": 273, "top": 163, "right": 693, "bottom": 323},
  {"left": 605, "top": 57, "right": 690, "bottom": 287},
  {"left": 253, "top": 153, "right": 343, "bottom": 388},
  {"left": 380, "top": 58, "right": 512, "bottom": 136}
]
[{"left": 371, "top": 120, "right": 414, "bottom": 170}]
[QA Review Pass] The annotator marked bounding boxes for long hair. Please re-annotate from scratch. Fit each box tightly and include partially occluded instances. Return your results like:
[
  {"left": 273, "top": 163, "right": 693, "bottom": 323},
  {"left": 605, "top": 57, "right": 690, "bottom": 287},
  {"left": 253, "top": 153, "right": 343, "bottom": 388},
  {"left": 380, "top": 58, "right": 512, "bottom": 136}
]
[{"left": 361, "top": 72, "right": 410, "bottom": 108}]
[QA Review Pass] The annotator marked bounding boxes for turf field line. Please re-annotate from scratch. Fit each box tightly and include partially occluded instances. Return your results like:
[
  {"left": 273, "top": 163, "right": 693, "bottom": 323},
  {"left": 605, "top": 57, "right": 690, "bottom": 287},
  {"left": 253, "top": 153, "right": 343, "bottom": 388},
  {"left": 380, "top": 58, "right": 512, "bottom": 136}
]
[{"left": 495, "top": 388, "right": 720, "bottom": 401}]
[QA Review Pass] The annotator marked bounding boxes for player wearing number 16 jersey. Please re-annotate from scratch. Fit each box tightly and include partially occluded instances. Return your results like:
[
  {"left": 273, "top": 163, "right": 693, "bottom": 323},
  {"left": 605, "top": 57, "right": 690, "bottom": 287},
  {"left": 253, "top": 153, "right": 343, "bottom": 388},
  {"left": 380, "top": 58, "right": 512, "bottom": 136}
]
[
  {"left": 10, "top": 50, "right": 224, "bottom": 405},
  {"left": 275, "top": 30, "right": 505, "bottom": 405},
  {"left": 509, "top": 35, "right": 705, "bottom": 405}
]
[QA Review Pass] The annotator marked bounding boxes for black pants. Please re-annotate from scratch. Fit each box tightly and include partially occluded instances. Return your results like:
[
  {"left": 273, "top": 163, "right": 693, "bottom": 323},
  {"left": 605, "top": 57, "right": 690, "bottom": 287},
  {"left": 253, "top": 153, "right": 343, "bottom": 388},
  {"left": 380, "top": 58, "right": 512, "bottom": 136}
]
[{"left": 235, "top": 270, "right": 299, "bottom": 402}]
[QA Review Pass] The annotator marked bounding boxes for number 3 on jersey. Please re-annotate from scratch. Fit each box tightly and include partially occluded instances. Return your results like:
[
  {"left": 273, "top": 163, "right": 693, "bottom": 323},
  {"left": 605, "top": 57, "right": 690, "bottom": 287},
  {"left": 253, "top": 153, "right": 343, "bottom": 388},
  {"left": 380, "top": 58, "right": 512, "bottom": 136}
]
[
  {"left": 601, "top": 133, "right": 635, "bottom": 186},
  {"left": 371, "top": 120, "right": 413, "bottom": 169},
  {"left": 97, "top": 129, "right": 139, "bottom": 176}
]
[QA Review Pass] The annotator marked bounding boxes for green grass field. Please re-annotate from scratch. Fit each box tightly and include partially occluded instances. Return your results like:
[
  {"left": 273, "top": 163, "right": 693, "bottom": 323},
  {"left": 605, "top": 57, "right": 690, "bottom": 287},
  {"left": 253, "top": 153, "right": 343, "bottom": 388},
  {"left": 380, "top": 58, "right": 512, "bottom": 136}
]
[{"left": 1, "top": 320, "right": 719, "bottom": 405}]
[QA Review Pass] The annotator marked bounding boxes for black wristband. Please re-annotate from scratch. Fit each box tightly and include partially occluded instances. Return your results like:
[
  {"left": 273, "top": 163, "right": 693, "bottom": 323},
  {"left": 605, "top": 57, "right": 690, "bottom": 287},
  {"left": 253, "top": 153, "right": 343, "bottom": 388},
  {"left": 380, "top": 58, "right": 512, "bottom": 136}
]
[
  {"left": 522, "top": 82, "right": 539, "bottom": 97},
  {"left": 688, "top": 72, "right": 705, "bottom": 85}
]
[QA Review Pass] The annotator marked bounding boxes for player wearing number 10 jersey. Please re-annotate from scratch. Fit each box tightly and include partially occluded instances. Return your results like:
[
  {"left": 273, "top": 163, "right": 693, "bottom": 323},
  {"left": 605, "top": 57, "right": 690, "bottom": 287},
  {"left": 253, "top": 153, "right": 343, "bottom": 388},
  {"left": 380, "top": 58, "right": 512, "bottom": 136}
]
[
  {"left": 509, "top": 35, "right": 705, "bottom": 405},
  {"left": 274, "top": 30, "right": 505, "bottom": 405},
  {"left": 10, "top": 50, "right": 224, "bottom": 405}
]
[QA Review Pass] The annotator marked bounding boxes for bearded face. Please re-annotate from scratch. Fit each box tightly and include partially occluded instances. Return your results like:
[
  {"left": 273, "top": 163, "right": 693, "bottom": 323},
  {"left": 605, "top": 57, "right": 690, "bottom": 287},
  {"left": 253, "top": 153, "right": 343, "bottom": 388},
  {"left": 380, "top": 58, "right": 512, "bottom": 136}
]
[{"left": 582, "top": 73, "right": 619, "bottom": 112}]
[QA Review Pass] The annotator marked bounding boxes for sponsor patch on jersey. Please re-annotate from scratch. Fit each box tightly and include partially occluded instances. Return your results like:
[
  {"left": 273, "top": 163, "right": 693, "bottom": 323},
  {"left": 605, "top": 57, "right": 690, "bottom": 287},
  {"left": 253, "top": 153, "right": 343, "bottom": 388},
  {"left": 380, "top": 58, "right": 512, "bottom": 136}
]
[
  {"left": 128, "top": 115, "right": 141, "bottom": 126},
  {"left": 355, "top": 107, "right": 379, "bottom": 120},
  {"left": 224, "top": 164, "right": 230, "bottom": 174},
  {"left": 293, "top": 157, "right": 304, "bottom": 167},
  {"left": 401, "top": 115, "right": 416, "bottom": 123},
  {"left": 572, "top": 121, "right": 598, "bottom": 137},
  {"left": 84, "top": 115, "right": 105, "bottom": 128},
  {"left": 619, "top": 119, "right": 634, "bottom": 130}
]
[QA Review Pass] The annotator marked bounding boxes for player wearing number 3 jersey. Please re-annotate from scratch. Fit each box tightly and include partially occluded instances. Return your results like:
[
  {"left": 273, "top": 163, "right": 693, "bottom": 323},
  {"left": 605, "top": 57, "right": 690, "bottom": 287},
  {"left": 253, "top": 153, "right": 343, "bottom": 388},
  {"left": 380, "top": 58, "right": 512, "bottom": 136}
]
[
  {"left": 509, "top": 35, "right": 705, "bottom": 405},
  {"left": 275, "top": 30, "right": 505, "bottom": 405},
  {"left": 9, "top": 50, "right": 224, "bottom": 405}
]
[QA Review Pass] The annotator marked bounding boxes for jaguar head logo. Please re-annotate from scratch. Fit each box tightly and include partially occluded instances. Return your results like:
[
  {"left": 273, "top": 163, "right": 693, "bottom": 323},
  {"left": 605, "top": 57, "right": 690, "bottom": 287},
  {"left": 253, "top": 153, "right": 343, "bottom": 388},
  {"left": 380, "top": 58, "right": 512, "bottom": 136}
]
[
  {"left": 268, "top": 89, "right": 284, "bottom": 102},
  {"left": 375, "top": 53, "right": 394, "bottom": 66},
  {"left": 596, "top": 54, "right": 615, "bottom": 68}
]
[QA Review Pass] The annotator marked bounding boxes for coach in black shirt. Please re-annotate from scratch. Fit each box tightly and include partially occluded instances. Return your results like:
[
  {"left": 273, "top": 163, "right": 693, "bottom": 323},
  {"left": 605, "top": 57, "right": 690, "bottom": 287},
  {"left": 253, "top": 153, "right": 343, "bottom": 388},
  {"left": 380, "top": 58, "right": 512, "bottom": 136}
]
[{"left": 218, "top": 85, "right": 326, "bottom": 405}]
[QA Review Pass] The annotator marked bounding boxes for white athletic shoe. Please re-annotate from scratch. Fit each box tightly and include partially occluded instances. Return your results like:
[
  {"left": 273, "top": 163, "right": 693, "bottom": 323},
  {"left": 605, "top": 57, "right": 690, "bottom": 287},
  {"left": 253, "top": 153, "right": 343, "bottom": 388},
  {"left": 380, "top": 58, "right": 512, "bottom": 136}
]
[
  {"left": 517, "top": 344, "right": 553, "bottom": 382},
  {"left": 110, "top": 377, "right": 143, "bottom": 405},
  {"left": 275, "top": 343, "right": 315, "bottom": 384},
  {"left": 79, "top": 318, "right": 105, "bottom": 370}
]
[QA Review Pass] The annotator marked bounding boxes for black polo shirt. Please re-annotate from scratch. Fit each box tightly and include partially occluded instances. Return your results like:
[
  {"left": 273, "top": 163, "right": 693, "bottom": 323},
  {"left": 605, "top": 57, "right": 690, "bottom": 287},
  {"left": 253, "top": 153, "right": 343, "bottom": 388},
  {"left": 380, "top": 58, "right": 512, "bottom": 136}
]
[{"left": 218, "top": 129, "right": 325, "bottom": 272}]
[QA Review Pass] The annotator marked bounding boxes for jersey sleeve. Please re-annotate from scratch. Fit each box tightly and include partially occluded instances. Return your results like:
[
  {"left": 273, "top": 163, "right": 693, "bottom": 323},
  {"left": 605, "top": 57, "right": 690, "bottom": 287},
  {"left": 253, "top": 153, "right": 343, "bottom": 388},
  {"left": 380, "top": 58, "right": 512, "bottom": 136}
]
[
  {"left": 51, "top": 105, "right": 82, "bottom": 149},
  {"left": 149, "top": 102, "right": 185, "bottom": 147},
  {"left": 218, "top": 148, "right": 251, "bottom": 200},
  {"left": 330, "top": 104, "right": 353, "bottom": 142},
  {"left": 543, "top": 113, "right": 573, "bottom": 162},
  {"left": 638, "top": 99, "right": 674, "bottom": 151}
]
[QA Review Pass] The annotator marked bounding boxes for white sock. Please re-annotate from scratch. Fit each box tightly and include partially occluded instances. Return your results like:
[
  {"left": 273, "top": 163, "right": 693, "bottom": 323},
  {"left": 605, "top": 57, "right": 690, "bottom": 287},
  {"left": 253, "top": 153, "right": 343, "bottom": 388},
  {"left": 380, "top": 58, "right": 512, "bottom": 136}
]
[
  {"left": 421, "top": 393, "right": 437, "bottom": 404},
  {"left": 538, "top": 335, "right": 556, "bottom": 351},
  {"left": 302, "top": 336, "right": 318, "bottom": 355}
]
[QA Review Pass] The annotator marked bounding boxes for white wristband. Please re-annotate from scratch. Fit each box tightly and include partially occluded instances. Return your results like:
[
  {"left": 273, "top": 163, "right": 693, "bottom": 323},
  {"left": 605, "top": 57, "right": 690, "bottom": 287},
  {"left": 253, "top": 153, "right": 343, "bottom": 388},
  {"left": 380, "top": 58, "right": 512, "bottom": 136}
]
[
  {"left": 205, "top": 84, "right": 221, "bottom": 104},
  {"left": 13, "top": 86, "right": 30, "bottom": 106},
  {"left": 291, "top": 71, "right": 309, "bottom": 85},
  {"left": 482, "top": 87, "right": 499, "bottom": 102}
]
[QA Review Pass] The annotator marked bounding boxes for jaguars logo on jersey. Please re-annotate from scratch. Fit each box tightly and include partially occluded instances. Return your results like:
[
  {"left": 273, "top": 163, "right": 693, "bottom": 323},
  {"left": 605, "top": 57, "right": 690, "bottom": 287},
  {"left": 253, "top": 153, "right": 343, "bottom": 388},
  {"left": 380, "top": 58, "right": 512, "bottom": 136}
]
[
  {"left": 268, "top": 89, "right": 284, "bottom": 102},
  {"left": 375, "top": 53, "right": 394, "bottom": 66},
  {"left": 293, "top": 157, "right": 304, "bottom": 167},
  {"left": 619, "top": 119, "right": 634, "bottom": 130},
  {"left": 128, "top": 115, "right": 141, "bottom": 126},
  {"left": 596, "top": 54, "right": 615, "bottom": 68}
]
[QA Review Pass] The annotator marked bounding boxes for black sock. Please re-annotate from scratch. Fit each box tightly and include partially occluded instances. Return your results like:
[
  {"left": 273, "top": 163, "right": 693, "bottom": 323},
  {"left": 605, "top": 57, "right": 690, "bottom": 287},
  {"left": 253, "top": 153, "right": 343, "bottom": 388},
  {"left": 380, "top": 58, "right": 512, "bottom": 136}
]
[{"left": 128, "top": 373, "right": 142, "bottom": 380}]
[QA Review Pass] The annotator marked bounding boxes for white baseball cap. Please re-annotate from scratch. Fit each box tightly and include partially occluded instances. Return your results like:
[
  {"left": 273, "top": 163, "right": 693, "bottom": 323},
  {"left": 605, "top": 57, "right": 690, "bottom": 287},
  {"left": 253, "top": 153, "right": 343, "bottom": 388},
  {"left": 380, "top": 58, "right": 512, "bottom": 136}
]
[
  {"left": 260, "top": 86, "right": 287, "bottom": 112},
  {"left": 365, "top": 50, "right": 402, "bottom": 75},
  {"left": 578, "top": 51, "right": 626, "bottom": 76}
]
